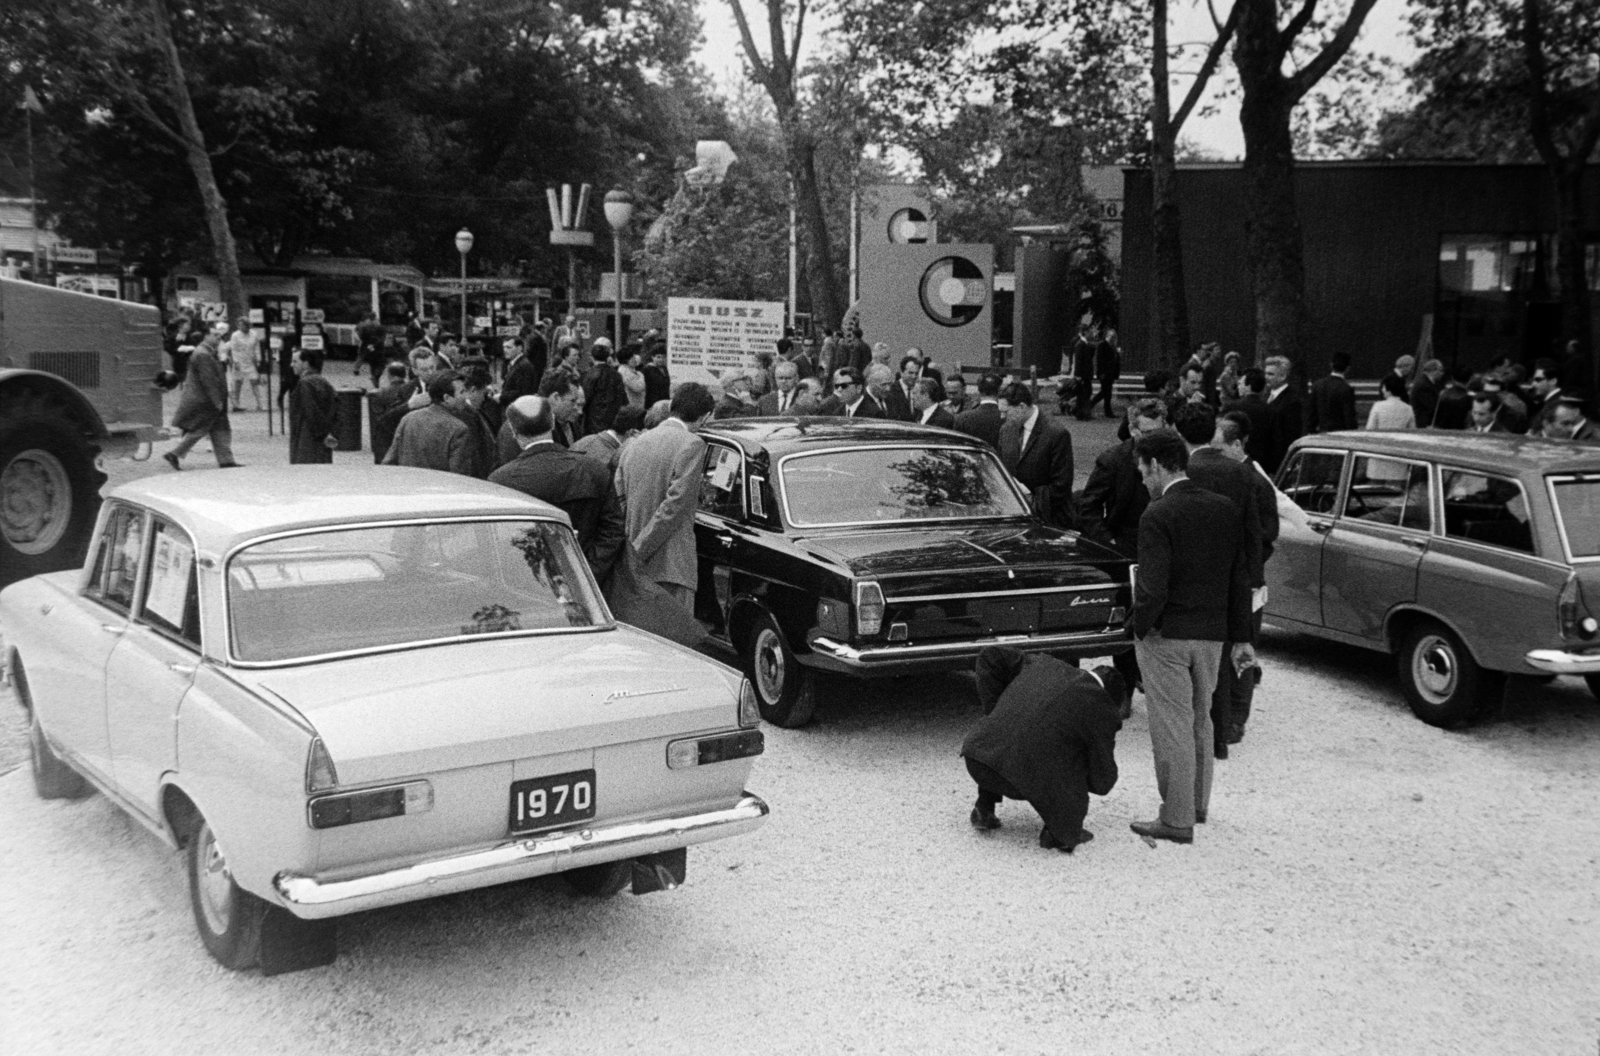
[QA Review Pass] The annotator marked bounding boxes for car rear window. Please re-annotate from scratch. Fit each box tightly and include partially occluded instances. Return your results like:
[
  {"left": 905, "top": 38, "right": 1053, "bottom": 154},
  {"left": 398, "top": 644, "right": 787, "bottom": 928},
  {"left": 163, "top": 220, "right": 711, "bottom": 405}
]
[
  {"left": 227, "top": 519, "right": 608, "bottom": 662},
  {"left": 779, "top": 447, "right": 1029, "bottom": 527},
  {"left": 1550, "top": 477, "right": 1600, "bottom": 558}
]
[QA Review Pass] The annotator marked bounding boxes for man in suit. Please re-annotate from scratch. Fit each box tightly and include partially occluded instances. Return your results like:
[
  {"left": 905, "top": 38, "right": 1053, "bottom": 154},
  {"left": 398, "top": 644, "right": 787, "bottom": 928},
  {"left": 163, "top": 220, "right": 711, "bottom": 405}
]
[
  {"left": 612, "top": 383, "right": 717, "bottom": 624},
  {"left": 1172, "top": 403, "right": 1266, "bottom": 760},
  {"left": 382, "top": 370, "right": 473, "bottom": 475},
  {"left": 1076, "top": 396, "right": 1163, "bottom": 715},
  {"left": 572, "top": 404, "right": 645, "bottom": 477},
  {"left": 1308, "top": 350, "right": 1359, "bottom": 433},
  {"left": 1469, "top": 392, "right": 1511, "bottom": 433},
  {"left": 884, "top": 354, "right": 920, "bottom": 422},
  {"left": 287, "top": 347, "right": 337, "bottom": 465},
  {"left": 1261, "top": 355, "right": 1304, "bottom": 476},
  {"left": 163, "top": 323, "right": 239, "bottom": 470},
  {"left": 1543, "top": 396, "right": 1600, "bottom": 442},
  {"left": 582, "top": 342, "right": 627, "bottom": 435},
  {"left": 1095, "top": 332, "right": 1121, "bottom": 418},
  {"left": 453, "top": 361, "right": 502, "bottom": 479},
  {"left": 942, "top": 374, "right": 972, "bottom": 416},
  {"left": 499, "top": 338, "right": 542, "bottom": 409},
  {"left": 844, "top": 327, "right": 872, "bottom": 377},
  {"left": 497, "top": 370, "right": 586, "bottom": 464},
  {"left": 1527, "top": 358, "right": 1564, "bottom": 433},
  {"left": 962, "top": 646, "right": 1123, "bottom": 853},
  {"left": 369, "top": 363, "right": 413, "bottom": 463},
  {"left": 818, "top": 367, "right": 886, "bottom": 418},
  {"left": 1127, "top": 430, "right": 1254, "bottom": 844},
  {"left": 997, "top": 382, "right": 1075, "bottom": 530},
  {"left": 910, "top": 377, "right": 956, "bottom": 429},
  {"left": 1411, "top": 359, "right": 1444, "bottom": 427},
  {"left": 757, "top": 360, "right": 804, "bottom": 415},
  {"left": 490, "top": 396, "right": 625, "bottom": 582},
  {"left": 1389, "top": 354, "right": 1416, "bottom": 403},
  {"left": 1214, "top": 410, "right": 1278, "bottom": 747},
  {"left": 1432, "top": 365, "right": 1473, "bottom": 429},
  {"left": 954, "top": 372, "right": 1004, "bottom": 448},
  {"left": 713, "top": 374, "right": 759, "bottom": 419},
  {"left": 643, "top": 346, "right": 672, "bottom": 407}
]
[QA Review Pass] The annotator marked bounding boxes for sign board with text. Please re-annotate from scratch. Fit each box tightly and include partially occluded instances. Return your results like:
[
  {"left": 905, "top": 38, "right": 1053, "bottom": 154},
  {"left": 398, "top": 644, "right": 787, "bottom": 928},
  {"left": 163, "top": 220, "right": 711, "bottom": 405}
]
[
  {"left": 666, "top": 297, "right": 785, "bottom": 387},
  {"left": 300, "top": 333, "right": 325, "bottom": 351},
  {"left": 301, "top": 308, "right": 326, "bottom": 325}
]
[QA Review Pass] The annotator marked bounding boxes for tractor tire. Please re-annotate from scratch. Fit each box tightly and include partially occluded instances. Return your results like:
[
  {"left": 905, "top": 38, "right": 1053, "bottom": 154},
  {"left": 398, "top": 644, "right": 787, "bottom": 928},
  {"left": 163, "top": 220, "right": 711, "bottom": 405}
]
[{"left": 0, "top": 388, "right": 106, "bottom": 587}]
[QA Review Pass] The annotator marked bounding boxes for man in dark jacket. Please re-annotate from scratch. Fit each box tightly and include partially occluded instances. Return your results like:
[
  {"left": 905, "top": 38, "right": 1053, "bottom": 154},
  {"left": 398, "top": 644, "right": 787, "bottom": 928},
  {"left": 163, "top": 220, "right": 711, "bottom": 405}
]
[
  {"left": 1127, "top": 430, "right": 1254, "bottom": 844},
  {"left": 382, "top": 371, "right": 473, "bottom": 475},
  {"left": 997, "top": 382, "right": 1074, "bottom": 529},
  {"left": 1432, "top": 365, "right": 1473, "bottom": 430},
  {"left": 817, "top": 367, "right": 885, "bottom": 417},
  {"left": 1094, "top": 332, "right": 1121, "bottom": 418},
  {"left": 962, "top": 646, "right": 1122, "bottom": 852},
  {"left": 909, "top": 377, "right": 957, "bottom": 428},
  {"left": 368, "top": 363, "right": 413, "bottom": 463},
  {"left": 1215, "top": 410, "right": 1277, "bottom": 746},
  {"left": 582, "top": 341, "right": 627, "bottom": 434},
  {"left": 454, "top": 362, "right": 502, "bottom": 479},
  {"left": 499, "top": 338, "right": 542, "bottom": 410},
  {"left": 1261, "top": 355, "right": 1304, "bottom": 475},
  {"left": 288, "top": 347, "right": 337, "bottom": 464},
  {"left": 954, "top": 372, "right": 1004, "bottom": 448},
  {"left": 490, "top": 396, "right": 625, "bottom": 584},
  {"left": 643, "top": 347, "right": 672, "bottom": 407},
  {"left": 164, "top": 323, "right": 238, "bottom": 469},
  {"left": 1308, "top": 351, "right": 1359, "bottom": 433},
  {"left": 1411, "top": 359, "right": 1444, "bottom": 427}
]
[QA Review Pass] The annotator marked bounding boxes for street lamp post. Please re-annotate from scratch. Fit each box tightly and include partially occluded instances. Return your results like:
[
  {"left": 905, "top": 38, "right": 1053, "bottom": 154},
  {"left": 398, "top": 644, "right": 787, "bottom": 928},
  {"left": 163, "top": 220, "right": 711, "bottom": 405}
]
[
  {"left": 603, "top": 190, "right": 634, "bottom": 347},
  {"left": 454, "top": 227, "right": 474, "bottom": 341}
]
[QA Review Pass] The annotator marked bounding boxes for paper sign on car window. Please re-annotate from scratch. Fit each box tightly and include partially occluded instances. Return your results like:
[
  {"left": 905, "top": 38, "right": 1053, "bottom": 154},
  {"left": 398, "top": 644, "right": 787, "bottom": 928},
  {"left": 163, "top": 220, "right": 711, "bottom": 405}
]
[
  {"left": 709, "top": 448, "right": 739, "bottom": 492},
  {"left": 146, "top": 530, "right": 194, "bottom": 628}
]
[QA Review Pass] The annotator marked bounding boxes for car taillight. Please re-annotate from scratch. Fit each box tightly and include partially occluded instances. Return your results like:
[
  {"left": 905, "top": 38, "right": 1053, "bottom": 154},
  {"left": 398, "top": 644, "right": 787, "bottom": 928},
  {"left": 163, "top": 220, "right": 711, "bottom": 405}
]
[
  {"left": 666, "top": 730, "right": 765, "bottom": 769},
  {"left": 1558, "top": 575, "right": 1599, "bottom": 639},
  {"left": 855, "top": 581, "right": 886, "bottom": 637},
  {"left": 738, "top": 678, "right": 761, "bottom": 728},
  {"left": 309, "top": 781, "right": 433, "bottom": 829},
  {"left": 306, "top": 738, "right": 338, "bottom": 793}
]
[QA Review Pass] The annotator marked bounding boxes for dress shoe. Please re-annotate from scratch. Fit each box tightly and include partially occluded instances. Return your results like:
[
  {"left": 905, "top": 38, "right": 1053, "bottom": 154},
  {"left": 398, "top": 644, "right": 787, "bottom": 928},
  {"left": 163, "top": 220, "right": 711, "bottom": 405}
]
[
  {"left": 218, "top": 462, "right": 245, "bottom": 468},
  {"left": 970, "top": 806, "right": 1001, "bottom": 831},
  {"left": 1226, "top": 723, "right": 1245, "bottom": 745},
  {"left": 1131, "top": 819, "right": 1194, "bottom": 844},
  {"left": 162, "top": 452, "right": 181, "bottom": 471}
]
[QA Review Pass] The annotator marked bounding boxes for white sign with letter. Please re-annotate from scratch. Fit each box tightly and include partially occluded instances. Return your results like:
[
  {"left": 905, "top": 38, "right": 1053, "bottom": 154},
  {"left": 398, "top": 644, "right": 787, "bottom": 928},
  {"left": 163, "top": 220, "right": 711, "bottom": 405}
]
[{"left": 667, "top": 297, "right": 785, "bottom": 388}]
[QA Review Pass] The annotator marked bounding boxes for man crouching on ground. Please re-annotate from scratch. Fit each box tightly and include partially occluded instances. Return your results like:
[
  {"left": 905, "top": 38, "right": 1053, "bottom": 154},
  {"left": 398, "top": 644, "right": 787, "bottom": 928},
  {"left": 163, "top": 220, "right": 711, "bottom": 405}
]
[{"left": 961, "top": 646, "right": 1124, "bottom": 853}]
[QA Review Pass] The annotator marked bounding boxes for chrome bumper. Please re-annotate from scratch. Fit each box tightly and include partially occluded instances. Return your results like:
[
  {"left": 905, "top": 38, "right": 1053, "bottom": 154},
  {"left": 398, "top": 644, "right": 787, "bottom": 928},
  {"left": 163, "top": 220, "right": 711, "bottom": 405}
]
[
  {"left": 1524, "top": 648, "right": 1600, "bottom": 675},
  {"left": 273, "top": 793, "right": 769, "bottom": 919},
  {"left": 806, "top": 628, "right": 1131, "bottom": 674}
]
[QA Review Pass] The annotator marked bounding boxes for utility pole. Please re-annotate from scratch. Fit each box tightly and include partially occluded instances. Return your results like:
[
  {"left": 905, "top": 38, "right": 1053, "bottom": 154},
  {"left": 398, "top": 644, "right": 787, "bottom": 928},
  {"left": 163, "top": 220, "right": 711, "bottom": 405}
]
[
  {"left": 21, "top": 86, "right": 43, "bottom": 283},
  {"left": 788, "top": 178, "right": 798, "bottom": 329}
]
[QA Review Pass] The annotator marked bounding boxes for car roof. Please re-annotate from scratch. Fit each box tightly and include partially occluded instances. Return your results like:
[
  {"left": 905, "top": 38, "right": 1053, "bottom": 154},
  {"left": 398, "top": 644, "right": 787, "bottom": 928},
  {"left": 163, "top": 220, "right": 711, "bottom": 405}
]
[
  {"left": 110, "top": 465, "right": 567, "bottom": 553},
  {"left": 702, "top": 416, "right": 991, "bottom": 458},
  {"left": 1294, "top": 429, "right": 1600, "bottom": 475}
]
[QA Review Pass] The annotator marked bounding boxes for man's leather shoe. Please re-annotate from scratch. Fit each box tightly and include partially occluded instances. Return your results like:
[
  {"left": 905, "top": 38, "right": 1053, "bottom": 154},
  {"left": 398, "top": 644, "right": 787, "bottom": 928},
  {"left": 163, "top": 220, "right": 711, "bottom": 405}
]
[
  {"left": 1131, "top": 819, "right": 1194, "bottom": 844},
  {"left": 1226, "top": 723, "right": 1245, "bottom": 745},
  {"left": 970, "top": 806, "right": 1001, "bottom": 831},
  {"left": 163, "top": 452, "right": 181, "bottom": 471}
]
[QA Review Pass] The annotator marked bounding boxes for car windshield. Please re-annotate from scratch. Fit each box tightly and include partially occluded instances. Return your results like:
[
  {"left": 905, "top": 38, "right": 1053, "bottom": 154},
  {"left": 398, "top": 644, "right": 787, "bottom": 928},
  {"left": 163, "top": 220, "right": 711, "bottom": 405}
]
[
  {"left": 1550, "top": 477, "right": 1600, "bottom": 558},
  {"left": 227, "top": 519, "right": 607, "bottom": 662},
  {"left": 780, "top": 446, "right": 1029, "bottom": 527}
]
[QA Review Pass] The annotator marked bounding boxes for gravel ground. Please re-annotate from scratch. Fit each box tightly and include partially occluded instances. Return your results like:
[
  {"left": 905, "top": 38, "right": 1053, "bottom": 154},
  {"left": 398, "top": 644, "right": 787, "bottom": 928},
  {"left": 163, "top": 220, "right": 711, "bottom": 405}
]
[{"left": 3, "top": 394, "right": 1597, "bottom": 1054}]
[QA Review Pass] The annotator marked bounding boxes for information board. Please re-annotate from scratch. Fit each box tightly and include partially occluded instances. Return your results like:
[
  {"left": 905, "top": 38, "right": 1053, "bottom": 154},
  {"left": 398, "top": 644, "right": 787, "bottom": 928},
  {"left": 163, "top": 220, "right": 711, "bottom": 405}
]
[
  {"left": 301, "top": 333, "right": 325, "bottom": 351},
  {"left": 666, "top": 297, "right": 785, "bottom": 387}
]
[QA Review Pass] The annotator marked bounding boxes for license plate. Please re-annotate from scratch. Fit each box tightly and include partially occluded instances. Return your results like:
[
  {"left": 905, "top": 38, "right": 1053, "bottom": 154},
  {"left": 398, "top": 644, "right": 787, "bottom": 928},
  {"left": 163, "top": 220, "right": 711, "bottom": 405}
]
[
  {"left": 508, "top": 769, "right": 596, "bottom": 835},
  {"left": 981, "top": 598, "right": 1040, "bottom": 634}
]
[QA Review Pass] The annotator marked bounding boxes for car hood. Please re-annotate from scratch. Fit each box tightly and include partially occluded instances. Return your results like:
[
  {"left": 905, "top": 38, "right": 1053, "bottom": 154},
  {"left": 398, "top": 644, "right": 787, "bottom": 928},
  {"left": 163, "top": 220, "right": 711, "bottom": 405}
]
[
  {"left": 795, "top": 523, "right": 1123, "bottom": 586},
  {"left": 247, "top": 629, "right": 741, "bottom": 785}
]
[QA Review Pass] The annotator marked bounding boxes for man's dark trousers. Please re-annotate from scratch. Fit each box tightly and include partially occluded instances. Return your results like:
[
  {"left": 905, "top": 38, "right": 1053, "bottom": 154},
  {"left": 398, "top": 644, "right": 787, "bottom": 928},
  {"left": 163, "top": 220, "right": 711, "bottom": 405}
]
[{"left": 1211, "top": 609, "right": 1263, "bottom": 745}]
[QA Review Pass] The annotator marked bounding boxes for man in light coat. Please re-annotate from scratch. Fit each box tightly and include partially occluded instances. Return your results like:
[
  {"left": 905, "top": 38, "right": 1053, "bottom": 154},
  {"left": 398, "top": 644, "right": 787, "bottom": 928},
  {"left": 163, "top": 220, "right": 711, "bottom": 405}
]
[
  {"left": 164, "top": 322, "right": 239, "bottom": 470},
  {"left": 611, "top": 383, "right": 716, "bottom": 635}
]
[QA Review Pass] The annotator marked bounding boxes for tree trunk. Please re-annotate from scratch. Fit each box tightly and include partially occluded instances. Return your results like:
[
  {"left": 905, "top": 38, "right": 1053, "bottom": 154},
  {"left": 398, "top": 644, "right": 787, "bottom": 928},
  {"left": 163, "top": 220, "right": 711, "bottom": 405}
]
[
  {"left": 147, "top": 0, "right": 247, "bottom": 324},
  {"left": 788, "top": 130, "right": 844, "bottom": 330},
  {"left": 1550, "top": 160, "right": 1594, "bottom": 363},
  {"left": 1148, "top": 0, "right": 1190, "bottom": 374}
]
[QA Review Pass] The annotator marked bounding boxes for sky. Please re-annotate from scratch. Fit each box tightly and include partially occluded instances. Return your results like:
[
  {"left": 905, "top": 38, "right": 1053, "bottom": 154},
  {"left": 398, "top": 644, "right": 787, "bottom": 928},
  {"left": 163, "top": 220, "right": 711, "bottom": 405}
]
[{"left": 696, "top": 0, "right": 1419, "bottom": 162}]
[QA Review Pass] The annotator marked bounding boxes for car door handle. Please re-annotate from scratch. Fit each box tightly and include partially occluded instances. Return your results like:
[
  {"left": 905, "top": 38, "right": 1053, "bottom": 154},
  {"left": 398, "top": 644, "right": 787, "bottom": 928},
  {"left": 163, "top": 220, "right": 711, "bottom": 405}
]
[
  {"left": 1308, "top": 520, "right": 1332, "bottom": 534},
  {"left": 712, "top": 531, "right": 734, "bottom": 549},
  {"left": 168, "top": 662, "right": 197, "bottom": 676},
  {"left": 101, "top": 623, "right": 125, "bottom": 634},
  {"left": 1400, "top": 536, "right": 1428, "bottom": 550}
]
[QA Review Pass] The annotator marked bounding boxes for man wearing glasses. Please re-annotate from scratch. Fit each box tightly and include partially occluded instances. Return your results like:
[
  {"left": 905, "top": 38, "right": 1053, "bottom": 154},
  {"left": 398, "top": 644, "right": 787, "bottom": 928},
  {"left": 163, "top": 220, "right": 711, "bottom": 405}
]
[{"left": 819, "top": 367, "right": 885, "bottom": 418}]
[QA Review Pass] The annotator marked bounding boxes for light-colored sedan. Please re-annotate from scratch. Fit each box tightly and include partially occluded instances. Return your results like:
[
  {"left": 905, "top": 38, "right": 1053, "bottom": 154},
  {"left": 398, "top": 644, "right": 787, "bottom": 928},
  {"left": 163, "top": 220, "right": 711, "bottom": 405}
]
[{"left": 2, "top": 466, "right": 768, "bottom": 974}]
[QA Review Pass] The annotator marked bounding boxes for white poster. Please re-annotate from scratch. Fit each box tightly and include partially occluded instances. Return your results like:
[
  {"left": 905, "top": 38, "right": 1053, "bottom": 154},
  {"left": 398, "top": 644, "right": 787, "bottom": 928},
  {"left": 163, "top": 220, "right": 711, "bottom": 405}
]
[
  {"left": 667, "top": 297, "right": 785, "bottom": 387},
  {"left": 145, "top": 530, "right": 194, "bottom": 629}
]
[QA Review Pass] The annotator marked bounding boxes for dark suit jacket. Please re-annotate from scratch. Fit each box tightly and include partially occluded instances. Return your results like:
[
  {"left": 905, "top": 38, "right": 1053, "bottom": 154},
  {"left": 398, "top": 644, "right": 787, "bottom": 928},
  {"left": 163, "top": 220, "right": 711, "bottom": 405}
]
[
  {"left": 451, "top": 404, "right": 501, "bottom": 479},
  {"left": 757, "top": 389, "right": 806, "bottom": 416},
  {"left": 1432, "top": 383, "right": 1471, "bottom": 430},
  {"left": 368, "top": 385, "right": 413, "bottom": 463},
  {"left": 488, "top": 440, "right": 624, "bottom": 580},
  {"left": 962, "top": 649, "right": 1119, "bottom": 842},
  {"left": 1411, "top": 375, "right": 1441, "bottom": 427},
  {"left": 915, "top": 405, "right": 957, "bottom": 430},
  {"left": 1076, "top": 438, "right": 1147, "bottom": 558},
  {"left": 643, "top": 364, "right": 672, "bottom": 407},
  {"left": 1185, "top": 447, "right": 1266, "bottom": 594},
  {"left": 1128, "top": 478, "right": 1252, "bottom": 643},
  {"left": 288, "top": 373, "right": 336, "bottom": 464},
  {"left": 954, "top": 402, "right": 1002, "bottom": 449},
  {"left": 713, "top": 395, "right": 757, "bottom": 420},
  {"left": 583, "top": 363, "right": 627, "bottom": 434},
  {"left": 1223, "top": 394, "right": 1272, "bottom": 468},
  {"left": 885, "top": 383, "right": 915, "bottom": 422},
  {"left": 1309, "top": 374, "right": 1358, "bottom": 433},
  {"left": 500, "top": 353, "right": 543, "bottom": 409},
  {"left": 999, "top": 412, "right": 1075, "bottom": 529},
  {"left": 819, "top": 395, "right": 886, "bottom": 418},
  {"left": 1264, "top": 387, "right": 1305, "bottom": 475}
]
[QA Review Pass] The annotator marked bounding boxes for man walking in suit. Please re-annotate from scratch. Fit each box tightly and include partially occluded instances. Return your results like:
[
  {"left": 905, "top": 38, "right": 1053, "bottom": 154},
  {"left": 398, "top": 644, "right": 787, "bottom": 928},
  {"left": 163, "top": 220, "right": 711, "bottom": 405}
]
[
  {"left": 954, "top": 372, "right": 1004, "bottom": 448},
  {"left": 910, "top": 377, "right": 956, "bottom": 428},
  {"left": 490, "top": 396, "right": 625, "bottom": 582},
  {"left": 1308, "top": 351, "right": 1358, "bottom": 433},
  {"left": 1262, "top": 355, "right": 1304, "bottom": 475},
  {"left": 1127, "top": 430, "right": 1254, "bottom": 844},
  {"left": 287, "top": 347, "right": 338, "bottom": 464},
  {"left": 757, "top": 360, "right": 804, "bottom": 415},
  {"left": 1214, "top": 410, "right": 1278, "bottom": 747},
  {"left": 164, "top": 323, "right": 240, "bottom": 470},
  {"left": 818, "top": 367, "right": 885, "bottom": 417},
  {"left": 1095, "top": 332, "right": 1121, "bottom": 418},
  {"left": 962, "top": 646, "right": 1123, "bottom": 853},
  {"left": 612, "top": 383, "right": 717, "bottom": 628},
  {"left": 997, "top": 382, "right": 1075, "bottom": 529}
]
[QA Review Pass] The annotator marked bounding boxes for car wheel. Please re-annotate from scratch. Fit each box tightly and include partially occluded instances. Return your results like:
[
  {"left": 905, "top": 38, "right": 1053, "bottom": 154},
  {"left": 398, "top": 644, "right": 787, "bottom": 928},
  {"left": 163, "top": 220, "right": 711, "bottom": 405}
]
[
  {"left": 563, "top": 859, "right": 632, "bottom": 898},
  {"left": 0, "top": 391, "right": 106, "bottom": 589},
  {"left": 188, "top": 817, "right": 266, "bottom": 970},
  {"left": 28, "top": 711, "right": 91, "bottom": 800},
  {"left": 1585, "top": 674, "right": 1600, "bottom": 703},
  {"left": 744, "top": 612, "right": 818, "bottom": 728},
  {"left": 1397, "top": 621, "right": 1503, "bottom": 728}
]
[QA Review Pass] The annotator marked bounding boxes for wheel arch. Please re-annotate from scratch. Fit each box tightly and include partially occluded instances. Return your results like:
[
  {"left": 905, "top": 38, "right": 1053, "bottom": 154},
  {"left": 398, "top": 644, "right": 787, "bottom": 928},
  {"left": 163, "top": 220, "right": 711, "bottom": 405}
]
[
  {"left": 0, "top": 370, "right": 108, "bottom": 440},
  {"left": 1384, "top": 605, "right": 1490, "bottom": 668},
  {"left": 161, "top": 781, "right": 204, "bottom": 849}
]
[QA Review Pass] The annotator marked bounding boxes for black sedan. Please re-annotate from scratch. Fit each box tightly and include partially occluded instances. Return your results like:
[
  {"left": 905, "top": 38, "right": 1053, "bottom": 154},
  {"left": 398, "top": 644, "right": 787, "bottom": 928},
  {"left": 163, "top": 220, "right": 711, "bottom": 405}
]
[{"left": 692, "top": 418, "right": 1132, "bottom": 726}]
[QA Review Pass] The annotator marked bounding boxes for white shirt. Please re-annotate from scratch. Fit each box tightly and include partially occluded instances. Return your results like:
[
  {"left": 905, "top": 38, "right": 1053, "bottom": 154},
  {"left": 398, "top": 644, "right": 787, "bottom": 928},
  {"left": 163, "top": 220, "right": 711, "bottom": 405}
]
[
  {"left": 1019, "top": 406, "right": 1040, "bottom": 451},
  {"left": 1269, "top": 384, "right": 1289, "bottom": 402},
  {"left": 845, "top": 397, "right": 866, "bottom": 417},
  {"left": 919, "top": 404, "right": 939, "bottom": 425},
  {"left": 776, "top": 388, "right": 795, "bottom": 412}
]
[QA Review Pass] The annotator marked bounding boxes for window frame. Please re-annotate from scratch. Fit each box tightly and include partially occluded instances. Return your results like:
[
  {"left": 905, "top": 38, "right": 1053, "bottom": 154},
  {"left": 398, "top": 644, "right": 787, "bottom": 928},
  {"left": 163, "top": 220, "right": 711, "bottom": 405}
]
[
  {"left": 1276, "top": 447, "right": 1350, "bottom": 518},
  {"left": 773, "top": 443, "right": 1033, "bottom": 530},
  {"left": 1339, "top": 454, "right": 1437, "bottom": 537},
  {"left": 698, "top": 438, "right": 748, "bottom": 523},
  {"left": 1544, "top": 472, "right": 1600, "bottom": 565},
  {"left": 1436, "top": 464, "right": 1542, "bottom": 559},
  {"left": 84, "top": 502, "right": 150, "bottom": 617},
  {"left": 135, "top": 516, "right": 203, "bottom": 651}
]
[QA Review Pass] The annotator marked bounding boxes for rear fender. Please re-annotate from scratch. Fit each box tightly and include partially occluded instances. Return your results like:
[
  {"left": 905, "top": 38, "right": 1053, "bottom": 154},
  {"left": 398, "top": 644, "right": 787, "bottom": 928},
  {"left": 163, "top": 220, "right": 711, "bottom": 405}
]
[{"left": 0, "top": 370, "right": 107, "bottom": 439}]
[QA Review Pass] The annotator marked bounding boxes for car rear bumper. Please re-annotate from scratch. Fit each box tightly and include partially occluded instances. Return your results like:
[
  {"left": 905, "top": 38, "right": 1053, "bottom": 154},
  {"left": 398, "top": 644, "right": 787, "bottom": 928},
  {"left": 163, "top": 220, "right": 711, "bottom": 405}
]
[
  {"left": 804, "top": 628, "right": 1132, "bottom": 676},
  {"left": 272, "top": 793, "right": 769, "bottom": 919},
  {"left": 1524, "top": 647, "right": 1600, "bottom": 674}
]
